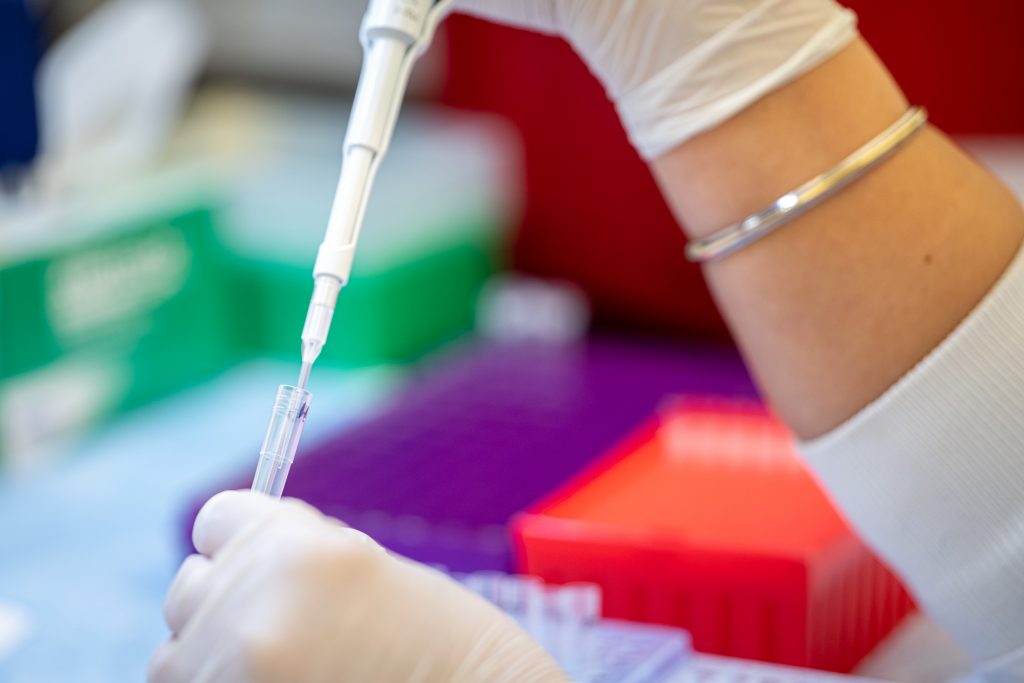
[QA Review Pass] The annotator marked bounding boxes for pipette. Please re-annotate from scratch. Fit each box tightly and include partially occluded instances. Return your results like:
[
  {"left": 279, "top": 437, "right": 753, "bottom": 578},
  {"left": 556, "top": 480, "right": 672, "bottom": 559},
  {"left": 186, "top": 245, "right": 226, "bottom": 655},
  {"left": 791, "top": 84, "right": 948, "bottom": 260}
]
[
  {"left": 297, "top": 0, "right": 454, "bottom": 392},
  {"left": 253, "top": 0, "right": 453, "bottom": 498}
]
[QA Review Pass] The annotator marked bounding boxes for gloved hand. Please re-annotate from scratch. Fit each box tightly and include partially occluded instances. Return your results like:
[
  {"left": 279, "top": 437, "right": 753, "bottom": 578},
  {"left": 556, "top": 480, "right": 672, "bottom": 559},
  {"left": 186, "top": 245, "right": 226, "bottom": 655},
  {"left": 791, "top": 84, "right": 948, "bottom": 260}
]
[
  {"left": 452, "top": 0, "right": 857, "bottom": 159},
  {"left": 149, "top": 491, "right": 568, "bottom": 683}
]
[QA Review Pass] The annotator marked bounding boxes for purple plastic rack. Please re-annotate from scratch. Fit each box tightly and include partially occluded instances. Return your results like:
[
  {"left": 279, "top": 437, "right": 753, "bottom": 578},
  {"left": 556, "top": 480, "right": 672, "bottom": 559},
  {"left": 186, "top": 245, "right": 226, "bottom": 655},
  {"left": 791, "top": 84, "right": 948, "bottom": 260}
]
[{"left": 184, "top": 336, "right": 756, "bottom": 571}]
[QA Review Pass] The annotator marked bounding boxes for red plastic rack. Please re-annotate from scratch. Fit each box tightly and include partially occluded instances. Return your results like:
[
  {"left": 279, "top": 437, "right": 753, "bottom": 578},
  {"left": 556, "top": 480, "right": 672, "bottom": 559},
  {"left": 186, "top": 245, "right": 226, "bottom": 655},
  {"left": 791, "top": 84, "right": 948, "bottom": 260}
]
[{"left": 512, "top": 398, "right": 915, "bottom": 672}]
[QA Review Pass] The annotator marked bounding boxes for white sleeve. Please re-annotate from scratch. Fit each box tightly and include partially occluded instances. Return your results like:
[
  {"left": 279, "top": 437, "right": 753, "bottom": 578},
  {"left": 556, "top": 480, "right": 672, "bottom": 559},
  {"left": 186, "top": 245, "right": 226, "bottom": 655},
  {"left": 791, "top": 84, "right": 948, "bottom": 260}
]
[{"left": 799, "top": 243, "right": 1024, "bottom": 682}]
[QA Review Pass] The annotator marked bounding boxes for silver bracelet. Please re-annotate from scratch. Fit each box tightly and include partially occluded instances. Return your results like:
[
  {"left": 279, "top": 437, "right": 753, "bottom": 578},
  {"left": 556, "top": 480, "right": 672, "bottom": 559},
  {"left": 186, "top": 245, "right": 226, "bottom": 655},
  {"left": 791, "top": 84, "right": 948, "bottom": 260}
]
[{"left": 685, "top": 106, "right": 928, "bottom": 264}]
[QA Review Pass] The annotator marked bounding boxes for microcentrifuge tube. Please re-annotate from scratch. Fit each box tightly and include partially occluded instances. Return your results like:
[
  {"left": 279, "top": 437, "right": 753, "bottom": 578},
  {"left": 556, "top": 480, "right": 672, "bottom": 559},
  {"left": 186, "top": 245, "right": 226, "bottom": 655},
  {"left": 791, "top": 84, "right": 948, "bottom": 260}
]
[
  {"left": 557, "top": 583, "right": 601, "bottom": 680},
  {"left": 252, "top": 385, "right": 312, "bottom": 499}
]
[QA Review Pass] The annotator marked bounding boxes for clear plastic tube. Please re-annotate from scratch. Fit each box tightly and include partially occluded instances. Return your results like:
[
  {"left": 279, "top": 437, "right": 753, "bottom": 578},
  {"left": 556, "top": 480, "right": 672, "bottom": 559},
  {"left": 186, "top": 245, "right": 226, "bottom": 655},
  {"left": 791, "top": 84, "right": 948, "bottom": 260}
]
[
  {"left": 252, "top": 385, "right": 313, "bottom": 498},
  {"left": 458, "top": 573, "right": 602, "bottom": 679},
  {"left": 555, "top": 583, "right": 601, "bottom": 680}
]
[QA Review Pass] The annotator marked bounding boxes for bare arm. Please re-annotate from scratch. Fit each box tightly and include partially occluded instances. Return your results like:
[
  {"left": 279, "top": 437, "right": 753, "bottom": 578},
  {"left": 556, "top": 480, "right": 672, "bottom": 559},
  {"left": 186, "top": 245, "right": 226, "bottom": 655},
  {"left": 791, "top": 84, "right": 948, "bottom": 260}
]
[{"left": 651, "top": 38, "right": 1024, "bottom": 438}]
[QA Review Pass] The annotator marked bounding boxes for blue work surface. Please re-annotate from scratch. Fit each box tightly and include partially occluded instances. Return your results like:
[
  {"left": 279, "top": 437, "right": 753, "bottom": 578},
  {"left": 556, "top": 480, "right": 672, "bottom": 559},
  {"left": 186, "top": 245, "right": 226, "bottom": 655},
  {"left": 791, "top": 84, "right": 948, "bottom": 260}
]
[{"left": 0, "top": 362, "right": 396, "bottom": 683}]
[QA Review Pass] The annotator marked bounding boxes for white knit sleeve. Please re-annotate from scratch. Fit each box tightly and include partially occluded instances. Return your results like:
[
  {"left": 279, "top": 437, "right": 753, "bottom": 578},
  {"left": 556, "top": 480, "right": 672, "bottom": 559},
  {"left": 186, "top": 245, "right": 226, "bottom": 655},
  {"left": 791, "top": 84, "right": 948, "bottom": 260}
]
[{"left": 799, "top": 243, "right": 1024, "bottom": 682}]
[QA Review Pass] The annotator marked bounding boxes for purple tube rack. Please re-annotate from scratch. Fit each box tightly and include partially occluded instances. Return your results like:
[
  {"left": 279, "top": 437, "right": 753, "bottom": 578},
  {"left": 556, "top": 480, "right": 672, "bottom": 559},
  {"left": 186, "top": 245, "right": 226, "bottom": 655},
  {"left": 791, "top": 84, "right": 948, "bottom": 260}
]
[{"left": 185, "top": 336, "right": 756, "bottom": 571}]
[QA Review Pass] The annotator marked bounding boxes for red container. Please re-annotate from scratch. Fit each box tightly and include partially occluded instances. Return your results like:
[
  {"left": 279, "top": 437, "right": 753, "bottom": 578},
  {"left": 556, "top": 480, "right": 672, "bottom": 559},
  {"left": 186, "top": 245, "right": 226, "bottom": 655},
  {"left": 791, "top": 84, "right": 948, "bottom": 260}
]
[{"left": 512, "top": 399, "right": 915, "bottom": 672}]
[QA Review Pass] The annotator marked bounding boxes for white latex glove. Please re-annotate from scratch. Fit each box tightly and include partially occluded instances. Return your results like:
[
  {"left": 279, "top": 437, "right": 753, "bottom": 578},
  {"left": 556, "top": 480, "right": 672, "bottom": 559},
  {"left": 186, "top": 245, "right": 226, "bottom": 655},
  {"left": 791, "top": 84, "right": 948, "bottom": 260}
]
[
  {"left": 149, "top": 491, "right": 568, "bottom": 683},
  {"left": 453, "top": 0, "right": 857, "bottom": 159}
]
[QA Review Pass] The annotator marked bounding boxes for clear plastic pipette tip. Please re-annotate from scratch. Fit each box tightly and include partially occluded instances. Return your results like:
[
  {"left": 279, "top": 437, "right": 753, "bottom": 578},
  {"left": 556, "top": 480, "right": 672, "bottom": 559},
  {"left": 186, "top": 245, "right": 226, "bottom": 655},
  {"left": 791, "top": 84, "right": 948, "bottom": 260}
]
[
  {"left": 297, "top": 361, "right": 312, "bottom": 392},
  {"left": 298, "top": 275, "right": 340, "bottom": 391}
]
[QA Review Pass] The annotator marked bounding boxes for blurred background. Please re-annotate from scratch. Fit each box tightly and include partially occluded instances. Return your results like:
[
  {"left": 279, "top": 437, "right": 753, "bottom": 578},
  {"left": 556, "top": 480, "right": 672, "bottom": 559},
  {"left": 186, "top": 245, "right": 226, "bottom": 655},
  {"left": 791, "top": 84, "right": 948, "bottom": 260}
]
[{"left": 0, "top": 1, "right": 1022, "bottom": 681}]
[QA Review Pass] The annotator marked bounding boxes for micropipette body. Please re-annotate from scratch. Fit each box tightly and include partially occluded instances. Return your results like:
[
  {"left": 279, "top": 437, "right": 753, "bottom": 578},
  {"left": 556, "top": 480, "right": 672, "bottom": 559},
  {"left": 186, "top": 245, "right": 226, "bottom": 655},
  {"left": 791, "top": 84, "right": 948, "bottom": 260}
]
[
  {"left": 298, "top": 0, "right": 454, "bottom": 385},
  {"left": 254, "top": 0, "right": 453, "bottom": 498}
]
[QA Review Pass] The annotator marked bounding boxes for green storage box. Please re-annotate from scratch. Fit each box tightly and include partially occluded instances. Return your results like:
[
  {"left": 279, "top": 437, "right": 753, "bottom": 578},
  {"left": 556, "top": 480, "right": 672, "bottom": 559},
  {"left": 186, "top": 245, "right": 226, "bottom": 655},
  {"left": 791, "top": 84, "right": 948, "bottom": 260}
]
[
  {"left": 209, "top": 94, "right": 520, "bottom": 366},
  {"left": 0, "top": 167, "right": 235, "bottom": 463}
]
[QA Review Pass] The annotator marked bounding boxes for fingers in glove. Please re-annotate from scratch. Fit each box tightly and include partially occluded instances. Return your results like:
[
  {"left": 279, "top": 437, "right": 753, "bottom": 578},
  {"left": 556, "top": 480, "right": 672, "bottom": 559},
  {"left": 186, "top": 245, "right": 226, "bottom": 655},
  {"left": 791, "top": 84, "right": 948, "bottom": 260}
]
[
  {"left": 147, "top": 635, "right": 249, "bottom": 683},
  {"left": 163, "top": 554, "right": 213, "bottom": 635},
  {"left": 192, "top": 490, "right": 320, "bottom": 557},
  {"left": 147, "top": 639, "right": 180, "bottom": 683}
]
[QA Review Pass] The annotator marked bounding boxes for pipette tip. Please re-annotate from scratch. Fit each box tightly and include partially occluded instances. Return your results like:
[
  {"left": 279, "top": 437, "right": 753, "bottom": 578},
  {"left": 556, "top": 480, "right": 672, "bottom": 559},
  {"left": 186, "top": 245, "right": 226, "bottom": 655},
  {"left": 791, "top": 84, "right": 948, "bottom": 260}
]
[{"left": 297, "top": 362, "right": 312, "bottom": 392}]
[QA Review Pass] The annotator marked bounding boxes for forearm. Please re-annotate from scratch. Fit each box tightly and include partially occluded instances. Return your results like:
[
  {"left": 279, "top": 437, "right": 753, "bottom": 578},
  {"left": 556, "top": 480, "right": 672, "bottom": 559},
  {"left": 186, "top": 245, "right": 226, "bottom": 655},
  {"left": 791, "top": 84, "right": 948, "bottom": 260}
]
[{"left": 651, "top": 37, "right": 1024, "bottom": 438}]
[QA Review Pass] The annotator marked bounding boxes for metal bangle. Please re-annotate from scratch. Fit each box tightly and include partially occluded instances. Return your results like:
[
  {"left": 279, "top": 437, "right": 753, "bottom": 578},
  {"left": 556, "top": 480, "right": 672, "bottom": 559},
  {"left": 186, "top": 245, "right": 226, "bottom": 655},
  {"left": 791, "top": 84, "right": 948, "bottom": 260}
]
[{"left": 685, "top": 106, "right": 928, "bottom": 264}]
